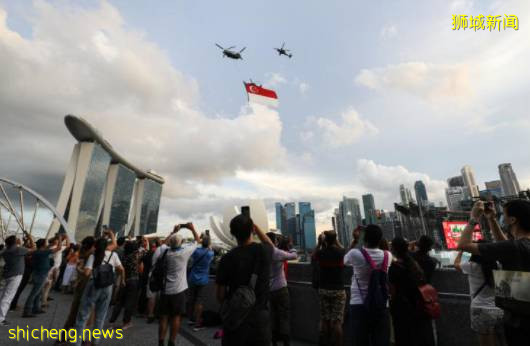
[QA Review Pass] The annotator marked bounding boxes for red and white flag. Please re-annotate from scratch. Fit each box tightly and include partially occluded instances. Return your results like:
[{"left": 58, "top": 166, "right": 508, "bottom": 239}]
[{"left": 244, "top": 82, "right": 278, "bottom": 107}]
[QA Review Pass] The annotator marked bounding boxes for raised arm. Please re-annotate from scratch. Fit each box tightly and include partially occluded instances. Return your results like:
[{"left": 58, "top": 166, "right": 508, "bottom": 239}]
[
  {"left": 106, "top": 229, "right": 117, "bottom": 251},
  {"left": 273, "top": 247, "right": 298, "bottom": 261},
  {"left": 453, "top": 250, "right": 463, "bottom": 272},
  {"left": 484, "top": 205, "right": 507, "bottom": 241},
  {"left": 187, "top": 223, "right": 200, "bottom": 243},
  {"left": 253, "top": 224, "right": 274, "bottom": 246},
  {"left": 457, "top": 201, "right": 482, "bottom": 255}
]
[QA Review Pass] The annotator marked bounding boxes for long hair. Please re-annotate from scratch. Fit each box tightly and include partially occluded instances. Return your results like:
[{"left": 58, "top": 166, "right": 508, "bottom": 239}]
[
  {"left": 470, "top": 240, "right": 498, "bottom": 287},
  {"left": 391, "top": 237, "right": 424, "bottom": 284},
  {"left": 93, "top": 238, "right": 108, "bottom": 268}
]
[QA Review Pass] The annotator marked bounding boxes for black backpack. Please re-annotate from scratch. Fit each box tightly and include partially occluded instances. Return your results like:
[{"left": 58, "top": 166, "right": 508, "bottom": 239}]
[
  {"left": 93, "top": 252, "right": 116, "bottom": 289},
  {"left": 149, "top": 249, "right": 169, "bottom": 292},
  {"left": 356, "top": 248, "right": 389, "bottom": 317},
  {"left": 219, "top": 249, "right": 261, "bottom": 331}
]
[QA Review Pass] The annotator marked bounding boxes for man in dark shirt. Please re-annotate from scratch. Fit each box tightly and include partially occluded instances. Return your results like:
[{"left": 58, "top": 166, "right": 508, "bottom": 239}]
[
  {"left": 22, "top": 238, "right": 62, "bottom": 317},
  {"left": 314, "top": 231, "right": 346, "bottom": 346},
  {"left": 0, "top": 235, "right": 34, "bottom": 326},
  {"left": 216, "top": 214, "right": 274, "bottom": 346},
  {"left": 412, "top": 235, "right": 438, "bottom": 284},
  {"left": 458, "top": 199, "right": 530, "bottom": 346}
]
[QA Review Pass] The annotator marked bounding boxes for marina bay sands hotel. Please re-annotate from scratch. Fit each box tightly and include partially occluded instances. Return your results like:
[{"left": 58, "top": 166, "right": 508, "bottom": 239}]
[{"left": 48, "top": 115, "right": 164, "bottom": 242}]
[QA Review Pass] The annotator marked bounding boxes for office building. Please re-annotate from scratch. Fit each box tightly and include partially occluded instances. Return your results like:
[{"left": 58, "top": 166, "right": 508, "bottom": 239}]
[
  {"left": 483, "top": 180, "right": 503, "bottom": 198},
  {"left": 301, "top": 208, "right": 317, "bottom": 250},
  {"left": 362, "top": 194, "right": 376, "bottom": 225},
  {"left": 275, "top": 202, "right": 283, "bottom": 230},
  {"left": 447, "top": 176, "right": 465, "bottom": 188},
  {"left": 399, "top": 185, "right": 415, "bottom": 206},
  {"left": 498, "top": 163, "right": 521, "bottom": 197},
  {"left": 414, "top": 180, "right": 429, "bottom": 206},
  {"left": 461, "top": 165, "right": 480, "bottom": 198},
  {"left": 445, "top": 186, "right": 466, "bottom": 211}
]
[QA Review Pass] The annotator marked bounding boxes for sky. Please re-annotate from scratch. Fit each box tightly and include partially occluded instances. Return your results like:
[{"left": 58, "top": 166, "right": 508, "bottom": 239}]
[{"left": 1, "top": 0, "right": 529, "bottom": 237}]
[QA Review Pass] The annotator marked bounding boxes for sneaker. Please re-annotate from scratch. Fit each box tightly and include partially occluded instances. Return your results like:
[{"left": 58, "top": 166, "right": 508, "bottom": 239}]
[
  {"left": 22, "top": 313, "right": 35, "bottom": 318},
  {"left": 47, "top": 297, "right": 54, "bottom": 301},
  {"left": 34, "top": 310, "right": 46, "bottom": 314},
  {"left": 193, "top": 324, "right": 205, "bottom": 332},
  {"left": 147, "top": 316, "right": 156, "bottom": 324},
  {"left": 187, "top": 319, "right": 196, "bottom": 326},
  {"left": 0, "top": 320, "right": 9, "bottom": 326}
]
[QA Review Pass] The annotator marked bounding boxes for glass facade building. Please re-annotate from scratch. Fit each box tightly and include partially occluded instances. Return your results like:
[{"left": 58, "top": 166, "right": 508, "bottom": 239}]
[
  {"left": 108, "top": 165, "right": 136, "bottom": 236},
  {"left": 76, "top": 144, "right": 111, "bottom": 241},
  {"left": 302, "top": 209, "right": 317, "bottom": 250},
  {"left": 139, "top": 179, "right": 163, "bottom": 235},
  {"left": 362, "top": 194, "right": 376, "bottom": 225}
]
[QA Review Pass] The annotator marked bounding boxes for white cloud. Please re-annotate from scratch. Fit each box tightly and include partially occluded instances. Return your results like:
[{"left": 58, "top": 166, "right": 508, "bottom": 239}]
[
  {"left": 0, "top": 2, "right": 286, "bottom": 202},
  {"left": 356, "top": 159, "right": 447, "bottom": 204},
  {"left": 314, "top": 108, "right": 378, "bottom": 148},
  {"left": 298, "top": 82, "right": 310, "bottom": 95},
  {"left": 265, "top": 72, "right": 287, "bottom": 87},
  {"left": 380, "top": 24, "right": 397, "bottom": 40},
  {"left": 355, "top": 62, "right": 474, "bottom": 107}
]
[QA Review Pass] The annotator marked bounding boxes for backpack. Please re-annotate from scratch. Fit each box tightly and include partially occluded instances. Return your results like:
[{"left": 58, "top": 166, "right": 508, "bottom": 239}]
[
  {"left": 356, "top": 248, "right": 389, "bottom": 317},
  {"left": 417, "top": 284, "right": 441, "bottom": 319},
  {"left": 219, "top": 250, "right": 260, "bottom": 331},
  {"left": 93, "top": 252, "right": 115, "bottom": 289},
  {"left": 149, "top": 249, "right": 169, "bottom": 292}
]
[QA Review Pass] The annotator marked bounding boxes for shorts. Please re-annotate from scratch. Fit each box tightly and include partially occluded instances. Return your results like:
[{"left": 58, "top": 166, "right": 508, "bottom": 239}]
[
  {"left": 159, "top": 291, "right": 187, "bottom": 317},
  {"left": 146, "top": 273, "right": 157, "bottom": 299},
  {"left": 188, "top": 284, "right": 207, "bottom": 305},
  {"left": 318, "top": 289, "right": 346, "bottom": 322},
  {"left": 470, "top": 306, "right": 504, "bottom": 334}
]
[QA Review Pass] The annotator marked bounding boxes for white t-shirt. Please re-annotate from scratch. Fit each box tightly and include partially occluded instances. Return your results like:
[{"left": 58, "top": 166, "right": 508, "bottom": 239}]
[
  {"left": 152, "top": 244, "right": 169, "bottom": 267},
  {"left": 85, "top": 251, "right": 122, "bottom": 271},
  {"left": 344, "top": 247, "right": 392, "bottom": 305},
  {"left": 53, "top": 246, "right": 67, "bottom": 269},
  {"left": 163, "top": 244, "right": 197, "bottom": 295},
  {"left": 461, "top": 261, "right": 496, "bottom": 308}
]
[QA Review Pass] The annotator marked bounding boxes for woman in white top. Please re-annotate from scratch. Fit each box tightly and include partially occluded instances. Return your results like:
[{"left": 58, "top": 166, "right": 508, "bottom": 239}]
[
  {"left": 74, "top": 231, "right": 124, "bottom": 346},
  {"left": 454, "top": 249, "right": 505, "bottom": 346}
]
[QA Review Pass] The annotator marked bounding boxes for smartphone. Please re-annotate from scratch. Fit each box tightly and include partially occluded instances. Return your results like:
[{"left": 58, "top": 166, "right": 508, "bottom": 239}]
[{"left": 241, "top": 206, "right": 250, "bottom": 218}]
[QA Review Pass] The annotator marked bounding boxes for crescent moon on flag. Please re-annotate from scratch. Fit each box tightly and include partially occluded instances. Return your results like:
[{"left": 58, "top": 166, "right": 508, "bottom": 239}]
[{"left": 249, "top": 85, "right": 258, "bottom": 93}]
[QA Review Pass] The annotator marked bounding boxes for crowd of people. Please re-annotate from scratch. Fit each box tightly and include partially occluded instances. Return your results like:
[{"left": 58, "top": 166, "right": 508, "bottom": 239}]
[{"left": 0, "top": 199, "right": 529, "bottom": 346}]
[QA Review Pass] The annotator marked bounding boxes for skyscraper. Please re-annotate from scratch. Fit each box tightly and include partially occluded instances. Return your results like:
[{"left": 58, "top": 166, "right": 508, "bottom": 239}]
[
  {"left": 340, "top": 196, "right": 362, "bottom": 246},
  {"left": 275, "top": 202, "right": 283, "bottom": 230},
  {"left": 414, "top": 180, "right": 429, "bottom": 206},
  {"left": 461, "top": 165, "right": 480, "bottom": 198},
  {"left": 484, "top": 180, "right": 503, "bottom": 198},
  {"left": 498, "top": 163, "right": 521, "bottom": 197},
  {"left": 399, "top": 185, "right": 414, "bottom": 206},
  {"left": 285, "top": 202, "right": 296, "bottom": 219},
  {"left": 362, "top": 194, "right": 376, "bottom": 225},
  {"left": 445, "top": 186, "right": 466, "bottom": 211},
  {"left": 301, "top": 208, "right": 317, "bottom": 250},
  {"left": 447, "top": 176, "right": 465, "bottom": 187}
]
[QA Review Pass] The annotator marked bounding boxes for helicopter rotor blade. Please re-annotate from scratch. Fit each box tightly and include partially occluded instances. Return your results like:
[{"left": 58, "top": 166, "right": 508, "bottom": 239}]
[
  {"left": 281, "top": 42, "right": 285, "bottom": 49},
  {"left": 215, "top": 43, "right": 224, "bottom": 50},
  {"left": 227, "top": 46, "right": 236, "bottom": 50},
  {"left": 239, "top": 47, "right": 246, "bottom": 53}
]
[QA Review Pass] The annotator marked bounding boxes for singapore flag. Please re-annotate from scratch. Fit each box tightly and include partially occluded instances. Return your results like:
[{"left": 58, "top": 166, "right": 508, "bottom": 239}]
[{"left": 244, "top": 82, "right": 279, "bottom": 108}]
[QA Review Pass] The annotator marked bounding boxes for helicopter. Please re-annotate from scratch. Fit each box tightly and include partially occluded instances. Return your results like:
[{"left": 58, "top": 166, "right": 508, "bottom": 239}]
[
  {"left": 215, "top": 43, "right": 246, "bottom": 60},
  {"left": 274, "top": 42, "right": 292, "bottom": 58}
]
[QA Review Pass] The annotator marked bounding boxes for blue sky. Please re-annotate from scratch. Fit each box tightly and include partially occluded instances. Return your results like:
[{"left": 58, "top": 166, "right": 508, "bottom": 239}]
[{"left": 1, "top": 0, "right": 529, "bottom": 233}]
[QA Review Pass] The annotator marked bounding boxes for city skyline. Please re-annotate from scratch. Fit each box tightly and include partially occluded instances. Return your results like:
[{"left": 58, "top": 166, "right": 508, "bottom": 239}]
[{"left": 1, "top": 1, "right": 530, "bottom": 235}]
